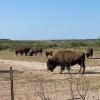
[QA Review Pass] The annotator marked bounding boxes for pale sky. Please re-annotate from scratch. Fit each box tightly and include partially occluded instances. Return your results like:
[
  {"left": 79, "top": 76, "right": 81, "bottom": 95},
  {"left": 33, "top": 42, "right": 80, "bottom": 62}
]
[{"left": 0, "top": 0, "right": 100, "bottom": 40}]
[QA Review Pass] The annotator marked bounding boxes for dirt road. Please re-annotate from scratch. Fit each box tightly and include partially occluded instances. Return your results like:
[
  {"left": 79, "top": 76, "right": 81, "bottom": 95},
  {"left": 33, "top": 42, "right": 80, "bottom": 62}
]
[
  {"left": 0, "top": 59, "right": 100, "bottom": 100},
  {"left": 0, "top": 59, "right": 100, "bottom": 75}
]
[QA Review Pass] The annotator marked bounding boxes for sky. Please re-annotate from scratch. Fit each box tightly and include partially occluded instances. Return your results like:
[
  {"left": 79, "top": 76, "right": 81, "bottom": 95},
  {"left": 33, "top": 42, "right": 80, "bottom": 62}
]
[{"left": 0, "top": 0, "right": 100, "bottom": 40}]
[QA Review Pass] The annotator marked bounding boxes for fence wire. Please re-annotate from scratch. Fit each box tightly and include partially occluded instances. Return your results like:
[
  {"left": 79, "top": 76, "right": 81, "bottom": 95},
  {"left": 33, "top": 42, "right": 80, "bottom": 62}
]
[{"left": 0, "top": 68, "right": 100, "bottom": 100}]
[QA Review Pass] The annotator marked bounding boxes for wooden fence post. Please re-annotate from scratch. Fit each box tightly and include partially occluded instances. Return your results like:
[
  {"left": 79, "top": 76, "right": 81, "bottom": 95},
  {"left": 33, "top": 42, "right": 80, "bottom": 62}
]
[{"left": 10, "top": 67, "right": 14, "bottom": 100}]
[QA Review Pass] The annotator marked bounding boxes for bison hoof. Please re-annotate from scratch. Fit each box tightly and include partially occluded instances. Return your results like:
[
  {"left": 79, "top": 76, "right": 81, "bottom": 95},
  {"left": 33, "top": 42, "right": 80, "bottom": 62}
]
[{"left": 59, "top": 71, "right": 62, "bottom": 74}]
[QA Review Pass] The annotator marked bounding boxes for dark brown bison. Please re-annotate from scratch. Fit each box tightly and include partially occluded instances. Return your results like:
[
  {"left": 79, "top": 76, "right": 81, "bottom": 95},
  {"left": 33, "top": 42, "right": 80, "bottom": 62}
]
[
  {"left": 30, "top": 48, "right": 43, "bottom": 56},
  {"left": 45, "top": 51, "right": 53, "bottom": 58},
  {"left": 47, "top": 50, "right": 86, "bottom": 74},
  {"left": 15, "top": 48, "right": 23, "bottom": 56},
  {"left": 15, "top": 47, "right": 30, "bottom": 56},
  {"left": 86, "top": 48, "right": 93, "bottom": 58}
]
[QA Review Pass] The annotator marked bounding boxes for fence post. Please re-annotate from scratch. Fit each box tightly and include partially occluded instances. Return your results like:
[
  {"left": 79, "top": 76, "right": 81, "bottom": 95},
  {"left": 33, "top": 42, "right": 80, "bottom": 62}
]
[{"left": 10, "top": 67, "right": 14, "bottom": 100}]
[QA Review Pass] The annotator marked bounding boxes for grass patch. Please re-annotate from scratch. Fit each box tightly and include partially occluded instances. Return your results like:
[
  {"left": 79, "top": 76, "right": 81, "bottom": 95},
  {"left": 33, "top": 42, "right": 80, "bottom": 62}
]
[
  {"left": 86, "top": 76, "right": 100, "bottom": 90},
  {"left": 0, "top": 51, "right": 47, "bottom": 62}
]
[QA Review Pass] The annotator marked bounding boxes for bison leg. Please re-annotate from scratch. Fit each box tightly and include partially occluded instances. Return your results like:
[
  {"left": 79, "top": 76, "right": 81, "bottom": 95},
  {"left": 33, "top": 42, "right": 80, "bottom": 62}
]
[
  {"left": 90, "top": 53, "right": 93, "bottom": 58},
  {"left": 20, "top": 52, "right": 23, "bottom": 56},
  {"left": 15, "top": 51, "right": 18, "bottom": 55},
  {"left": 60, "top": 66, "right": 65, "bottom": 74},
  {"left": 78, "top": 67, "right": 82, "bottom": 73},
  {"left": 67, "top": 68, "right": 71, "bottom": 74},
  {"left": 79, "top": 62, "right": 85, "bottom": 74},
  {"left": 35, "top": 52, "right": 37, "bottom": 56},
  {"left": 30, "top": 52, "right": 33, "bottom": 56},
  {"left": 25, "top": 52, "right": 27, "bottom": 56},
  {"left": 65, "top": 66, "right": 71, "bottom": 74},
  {"left": 82, "top": 63, "right": 85, "bottom": 74}
]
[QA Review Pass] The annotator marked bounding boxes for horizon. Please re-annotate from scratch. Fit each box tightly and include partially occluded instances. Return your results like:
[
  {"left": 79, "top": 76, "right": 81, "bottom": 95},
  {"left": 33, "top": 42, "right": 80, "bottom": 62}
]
[
  {"left": 0, "top": 0, "right": 100, "bottom": 40},
  {"left": 0, "top": 38, "right": 99, "bottom": 41}
]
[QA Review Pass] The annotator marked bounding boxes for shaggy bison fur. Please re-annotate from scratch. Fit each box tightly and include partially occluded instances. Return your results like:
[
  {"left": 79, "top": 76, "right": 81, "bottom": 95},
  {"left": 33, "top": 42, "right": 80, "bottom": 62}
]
[{"left": 47, "top": 50, "right": 86, "bottom": 74}]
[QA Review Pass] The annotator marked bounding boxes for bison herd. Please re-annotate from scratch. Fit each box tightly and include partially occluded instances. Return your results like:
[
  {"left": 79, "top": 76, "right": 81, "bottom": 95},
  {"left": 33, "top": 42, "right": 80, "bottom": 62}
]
[
  {"left": 15, "top": 47, "right": 94, "bottom": 74},
  {"left": 15, "top": 47, "right": 31, "bottom": 56},
  {"left": 15, "top": 47, "right": 53, "bottom": 57}
]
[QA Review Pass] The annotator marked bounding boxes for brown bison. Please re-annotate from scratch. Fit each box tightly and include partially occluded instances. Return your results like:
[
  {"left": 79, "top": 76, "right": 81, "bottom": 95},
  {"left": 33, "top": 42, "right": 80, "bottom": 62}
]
[
  {"left": 30, "top": 48, "right": 43, "bottom": 56},
  {"left": 15, "top": 48, "right": 23, "bottom": 55},
  {"left": 86, "top": 48, "right": 93, "bottom": 58},
  {"left": 47, "top": 50, "right": 86, "bottom": 74},
  {"left": 15, "top": 47, "right": 30, "bottom": 56},
  {"left": 45, "top": 51, "right": 53, "bottom": 58}
]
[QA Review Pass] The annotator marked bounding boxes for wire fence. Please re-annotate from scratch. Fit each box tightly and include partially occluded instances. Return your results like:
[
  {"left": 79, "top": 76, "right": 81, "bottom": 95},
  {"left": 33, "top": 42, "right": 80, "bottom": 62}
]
[{"left": 0, "top": 67, "right": 100, "bottom": 100}]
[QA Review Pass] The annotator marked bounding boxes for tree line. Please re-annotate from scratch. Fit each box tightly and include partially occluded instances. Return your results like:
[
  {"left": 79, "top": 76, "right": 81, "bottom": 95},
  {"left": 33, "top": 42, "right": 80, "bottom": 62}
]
[{"left": 0, "top": 39, "right": 100, "bottom": 51}]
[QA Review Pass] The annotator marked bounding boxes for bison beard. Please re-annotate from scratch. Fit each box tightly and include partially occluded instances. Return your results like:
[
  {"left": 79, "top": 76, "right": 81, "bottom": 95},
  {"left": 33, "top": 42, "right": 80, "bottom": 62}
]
[{"left": 47, "top": 50, "right": 86, "bottom": 74}]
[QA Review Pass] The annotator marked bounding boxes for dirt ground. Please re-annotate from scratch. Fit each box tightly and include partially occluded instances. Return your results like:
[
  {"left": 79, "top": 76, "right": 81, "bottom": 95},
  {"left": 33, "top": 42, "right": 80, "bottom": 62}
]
[{"left": 0, "top": 58, "right": 100, "bottom": 100}]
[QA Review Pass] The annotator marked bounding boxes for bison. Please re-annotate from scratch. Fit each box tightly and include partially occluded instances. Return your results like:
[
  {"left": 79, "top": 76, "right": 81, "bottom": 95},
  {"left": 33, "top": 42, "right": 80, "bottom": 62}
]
[
  {"left": 47, "top": 50, "right": 86, "bottom": 74},
  {"left": 15, "top": 47, "right": 30, "bottom": 56},
  {"left": 15, "top": 48, "right": 23, "bottom": 56},
  {"left": 30, "top": 48, "right": 43, "bottom": 56},
  {"left": 86, "top": 48, "right": 93, "bottom": 58}
]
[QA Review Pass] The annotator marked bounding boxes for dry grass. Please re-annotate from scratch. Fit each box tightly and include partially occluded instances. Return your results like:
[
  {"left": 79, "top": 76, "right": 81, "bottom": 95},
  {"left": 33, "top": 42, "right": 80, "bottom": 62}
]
[
  {"left": 86, "top": 76, "right": 100, "bottom": 90},
  {"left": 0, "top": 49, "right": 100, "bottom": 99},
  {"left": 1, "top": 50, "right": 100, "bottom": 67},
  {"left": 0, "top": 51, "right": 47, "bottom": 62}
]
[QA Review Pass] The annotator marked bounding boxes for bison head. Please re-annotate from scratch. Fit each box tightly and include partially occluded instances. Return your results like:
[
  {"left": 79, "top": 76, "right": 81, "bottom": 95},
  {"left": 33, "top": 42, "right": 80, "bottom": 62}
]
[
  {"left": 47, "top": 58, "right": 56, "bottom": 72},
  {"left": 86, "top": 53, "right": 89, "bottom": 58}
]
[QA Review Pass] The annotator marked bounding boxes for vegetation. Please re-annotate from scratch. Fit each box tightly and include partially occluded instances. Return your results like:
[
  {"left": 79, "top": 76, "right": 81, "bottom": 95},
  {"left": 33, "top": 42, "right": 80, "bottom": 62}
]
[
  {"left": 0, "top": 39, "right": 100, "bottom": 99},
  {"left": 0, "top": 39, "right": 100, "bottom": 51}
]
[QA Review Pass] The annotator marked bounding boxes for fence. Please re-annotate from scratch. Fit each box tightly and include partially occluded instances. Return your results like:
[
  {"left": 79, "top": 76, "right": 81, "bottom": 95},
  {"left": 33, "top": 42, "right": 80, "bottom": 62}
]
[
  {"left": 0, "top": 67, "right": 14, "bottom": 100},
  {"left": 0, "top": 67, "right": 100, "bottom": 100}
]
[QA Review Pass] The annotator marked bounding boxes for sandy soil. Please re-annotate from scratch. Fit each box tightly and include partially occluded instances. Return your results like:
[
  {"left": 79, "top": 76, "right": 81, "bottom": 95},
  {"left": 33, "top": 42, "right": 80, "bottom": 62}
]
[{"left": 0, "top": 59, "right": 100, "bottom": 100}]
